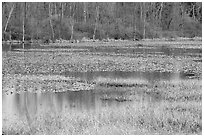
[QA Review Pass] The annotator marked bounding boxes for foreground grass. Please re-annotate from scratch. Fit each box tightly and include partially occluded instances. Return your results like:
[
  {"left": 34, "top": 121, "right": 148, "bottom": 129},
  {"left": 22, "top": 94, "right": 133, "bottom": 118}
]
[
  {"left": 2, "top": 99, "right": 201, "bottom": 135},
  {"left": 2, "top": 78, "right": 202, "bottom": 135}
]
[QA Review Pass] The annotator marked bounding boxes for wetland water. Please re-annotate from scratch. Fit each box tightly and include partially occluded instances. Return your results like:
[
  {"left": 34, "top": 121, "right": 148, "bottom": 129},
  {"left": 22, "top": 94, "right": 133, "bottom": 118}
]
[
  {"left": 3, "top": 43, "right": 202, "bottom": 57},
  {"left": 2, "top": 43, "right": 202, "bottom": 126}
]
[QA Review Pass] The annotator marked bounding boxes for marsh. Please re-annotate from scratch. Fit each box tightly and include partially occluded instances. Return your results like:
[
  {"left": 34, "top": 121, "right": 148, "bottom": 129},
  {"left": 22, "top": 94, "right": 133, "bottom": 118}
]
[{"left": 2, "top": 39, "right": 202, "bottom": 135}]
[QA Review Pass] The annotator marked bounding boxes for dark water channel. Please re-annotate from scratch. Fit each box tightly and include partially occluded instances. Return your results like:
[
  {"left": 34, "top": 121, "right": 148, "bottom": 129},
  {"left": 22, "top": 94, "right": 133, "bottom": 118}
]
[
  {"left": 2, "top": 43, "right": 201, "bottom": 122},
  {"left": 2, "top": 43, "right": 202, "bottom": 57},
  {"left": 64, "top": 71, "right": 192, "bottom": 83}
]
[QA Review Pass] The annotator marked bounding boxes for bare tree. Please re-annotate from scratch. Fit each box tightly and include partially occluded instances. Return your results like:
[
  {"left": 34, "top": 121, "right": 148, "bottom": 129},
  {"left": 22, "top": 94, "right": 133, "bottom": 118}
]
[
  {"left": 61, "top": 2, "right": 64, "bottom": 19},
  {"left": 54, "top": 3, "right": 57, "bottom": 15},
  {"left": 140, "top": 2, "right": 146, "bottom": 39},
  {"left": 140, "top": 2, "right": 143, "bottom": 22},
  {"left": 59, "top": 2, "right": 64, "bottom": 39},
  {"left": 159, "top": 2, "right": 163, "bottom": 25},
  {"left": 133, "top": 3, "right": 137, "bottom": 40},
  {"left": 93, "top": 4, "right": 99, "bottom": 41},
  {"left": 70, "top": 18, "right": 75, "bottom": 41},
  {"left": 83, "top": 2, "right": 87, "bottom": 23},
  {"left": 69, "top": 3, "right": 75, "bottom": 41},
  {"left": 49, "top": 2, "right": 55, "bottom": 41},
  {"left": 4, "top": 4, "right": 15, "bottom": 33},
  {"left": 192, "top": 4, "right": 196, "bottom": 20},
  {"left": 22, "top": 2, "right": 26, "bottom": 43}
]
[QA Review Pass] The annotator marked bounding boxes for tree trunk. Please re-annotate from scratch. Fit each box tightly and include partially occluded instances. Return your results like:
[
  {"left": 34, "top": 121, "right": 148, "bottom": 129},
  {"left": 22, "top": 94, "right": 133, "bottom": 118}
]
[
  {"left": 84, "top": 2, "right": 87, "bottom": 23},
  {"left": 70, "top": 23, "right": 74, "bottom": 41},
  {"left": 140, "top": 2, "right": 143, "bottom": 35},
  {"left": 61, "top": 3, "right": 64, "bottom": 19},
  {"left": 69, "top": 3, "right": 75, "bottom": 41},
  {"left": 59, "top": 2, "right": 63, "bottom": 39},
  {"left": 69, "top": 3, "right": 72, "bottom": 18},
  {"left": 133, "top": 3, "right": 137, "bottom": 40},
  {"left": 23, "top": 17, "right": 24, "bottom": 43},
  {"left": 93, "top": 5, "right": 99, "bottom": 40},
  {"left": 159, "top": 2, "right": 163, "bottom": 25},
  {"left": 22, "top": 2, "right": 26, "bottom": 43},
  {"left": 192, "top": 4, "right": 195, "bottom": 20},
  {"left": 140, "top": 3, "right": 143, "bottom": 21},
  {"left": 4, "top": 4, "right": 15, "bottom": 33},
  {"left": 143, "top": 3, "right": 146, "bottom": 39},
  {"left": 9, "top": 31, "right": 11, "bottom": 41},
  {"left": 49, "top": 3, "right": 55, "bottom": 41},
  {"left": 55, "top": 3, "right": 57, "bottom": 15}
]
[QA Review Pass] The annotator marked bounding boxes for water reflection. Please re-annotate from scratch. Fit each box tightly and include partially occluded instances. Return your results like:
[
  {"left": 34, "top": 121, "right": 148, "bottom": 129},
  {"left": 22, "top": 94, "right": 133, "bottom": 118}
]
[
  {"left": 2, "top": 43, "right": 35, "bottom": 51},
  {"left": 1, "top": 89, "right": 105, "bottom": 119},
  {"left": 3, "top": 86, "right": 158, "bottom": 121},
  {"left": 3, "top": 71, "right": 162, "bottom": 119},
  {"left": 2, "top": 70, "right": 183, "bottom": 120}
]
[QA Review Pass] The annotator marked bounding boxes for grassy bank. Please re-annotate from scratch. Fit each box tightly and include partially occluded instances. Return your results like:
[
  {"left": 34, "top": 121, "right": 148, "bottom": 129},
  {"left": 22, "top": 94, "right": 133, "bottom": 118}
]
[{"left": 3, "top": 99, "right": 201, "bottom": 135}]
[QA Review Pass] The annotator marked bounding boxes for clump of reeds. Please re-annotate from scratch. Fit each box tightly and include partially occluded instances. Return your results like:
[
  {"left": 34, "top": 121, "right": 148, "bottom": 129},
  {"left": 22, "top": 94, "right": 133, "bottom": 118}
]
[{"left": 95, "top": 77, "right": 148, "bottom": 87}]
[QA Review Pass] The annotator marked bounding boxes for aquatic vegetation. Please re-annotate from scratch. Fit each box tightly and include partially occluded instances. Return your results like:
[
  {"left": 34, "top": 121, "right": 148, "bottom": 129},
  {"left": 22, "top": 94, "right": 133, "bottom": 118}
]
[
  {"left": 2, "top": 49, "right": 201, "bottom": 76},
  {"left": 3, "top": 74, "right": 95, "bottom": 94},
  {"left": 2, "top": 41, "right": 202, "bottom": 135}
]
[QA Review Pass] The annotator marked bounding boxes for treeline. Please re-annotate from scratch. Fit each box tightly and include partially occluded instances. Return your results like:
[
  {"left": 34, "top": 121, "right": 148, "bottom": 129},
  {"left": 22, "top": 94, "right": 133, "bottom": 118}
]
[{"left": 2, "top": 2, "right": 202, "bottom": 42}]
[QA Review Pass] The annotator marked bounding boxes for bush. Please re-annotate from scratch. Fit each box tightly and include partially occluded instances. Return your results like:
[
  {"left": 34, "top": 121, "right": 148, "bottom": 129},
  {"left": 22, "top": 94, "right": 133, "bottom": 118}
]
[
  {"left": 182, "top": 20, "right": 202, "bottom": 38},
  {"left": 74, "top": 22, "right": 94, "bottom": 35}
]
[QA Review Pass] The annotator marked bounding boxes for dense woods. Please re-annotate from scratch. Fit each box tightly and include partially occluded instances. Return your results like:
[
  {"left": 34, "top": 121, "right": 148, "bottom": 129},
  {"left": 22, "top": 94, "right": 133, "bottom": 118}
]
[{"left": 2, "top": 2, "right": 202, "bottom": 42}]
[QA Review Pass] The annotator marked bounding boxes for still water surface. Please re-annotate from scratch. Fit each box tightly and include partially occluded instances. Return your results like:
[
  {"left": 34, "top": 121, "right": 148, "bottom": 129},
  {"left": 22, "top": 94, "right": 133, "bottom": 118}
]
[
  {"left": 2, "top": 43, "right": 202, "bottom": 57},
  {"left": 2, "top": 84, "right": 158, "bottom": 121}
]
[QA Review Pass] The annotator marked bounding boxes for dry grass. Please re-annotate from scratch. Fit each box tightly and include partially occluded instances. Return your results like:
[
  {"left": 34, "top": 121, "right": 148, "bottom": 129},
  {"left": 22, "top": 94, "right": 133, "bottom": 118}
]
[
  {"left": 95, "top": 77, "right": 148, "bottom": 87},
  {"left": 3, "top": 98, "right": 201, "bottom": 135}
]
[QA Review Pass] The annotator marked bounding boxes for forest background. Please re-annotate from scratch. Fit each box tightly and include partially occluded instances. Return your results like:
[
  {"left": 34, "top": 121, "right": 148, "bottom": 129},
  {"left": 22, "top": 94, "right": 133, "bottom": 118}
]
[{"left": 2, "top": 2, "right": 202, "bottom": 42}]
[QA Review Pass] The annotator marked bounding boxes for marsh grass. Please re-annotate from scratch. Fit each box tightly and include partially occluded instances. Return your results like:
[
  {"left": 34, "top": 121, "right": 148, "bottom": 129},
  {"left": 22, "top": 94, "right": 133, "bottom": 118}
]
[
  {"left": 95, "top": 77, "right": 148, "bottom": 87},
  {"left": 95, "top": 78, "right": 201, "bottom": 102},
  {"left": 155, "top": 80, "right": 202, "bottom": 101},
  {"left": 2, "top": 99, "right": 201, "bottom": 135}
]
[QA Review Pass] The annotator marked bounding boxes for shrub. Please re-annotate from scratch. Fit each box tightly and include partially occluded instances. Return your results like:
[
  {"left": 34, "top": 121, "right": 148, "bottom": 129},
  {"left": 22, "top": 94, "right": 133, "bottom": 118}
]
[{"left": 182, "top": 20, "right": 202, "bottom": 38}]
